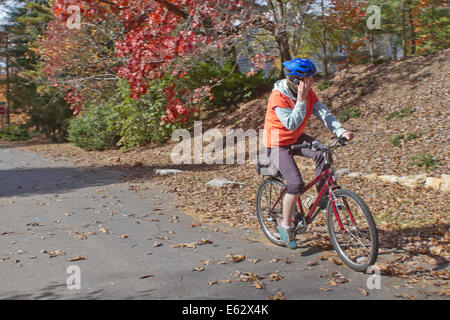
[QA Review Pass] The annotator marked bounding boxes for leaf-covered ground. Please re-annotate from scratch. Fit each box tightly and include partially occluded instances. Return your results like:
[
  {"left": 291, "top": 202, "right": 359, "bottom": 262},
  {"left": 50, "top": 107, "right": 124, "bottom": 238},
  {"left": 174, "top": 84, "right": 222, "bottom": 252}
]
[{"left": 5, "top": 49, "right": 449, "bottom": 292}]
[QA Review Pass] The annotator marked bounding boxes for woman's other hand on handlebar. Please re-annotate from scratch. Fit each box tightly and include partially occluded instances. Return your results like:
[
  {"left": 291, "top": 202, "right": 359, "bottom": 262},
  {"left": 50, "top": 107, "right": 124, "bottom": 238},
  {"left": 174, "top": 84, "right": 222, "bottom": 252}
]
[{"left": 341, "top": 131, "right": 354, "bottom": 141}]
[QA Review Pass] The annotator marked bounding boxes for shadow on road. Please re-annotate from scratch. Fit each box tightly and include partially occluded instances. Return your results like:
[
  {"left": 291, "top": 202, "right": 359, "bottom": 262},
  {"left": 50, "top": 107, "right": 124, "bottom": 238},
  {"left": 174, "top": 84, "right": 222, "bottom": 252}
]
[
  {"left": 1, "top": 283, "right": 163, "bottom": 300},
  {"left": 0, "top": 283, "right": 106, "bottom": 300},
  {"left": 0, "top": 162, "right": 228, "bottom": 199}
]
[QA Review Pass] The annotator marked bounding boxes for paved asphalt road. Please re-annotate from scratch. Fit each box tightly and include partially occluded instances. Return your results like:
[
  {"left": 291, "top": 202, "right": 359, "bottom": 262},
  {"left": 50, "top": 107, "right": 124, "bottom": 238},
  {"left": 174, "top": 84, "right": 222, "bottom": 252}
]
[{"left": 0, "top": 143, "right": 440, "bottom": 301}]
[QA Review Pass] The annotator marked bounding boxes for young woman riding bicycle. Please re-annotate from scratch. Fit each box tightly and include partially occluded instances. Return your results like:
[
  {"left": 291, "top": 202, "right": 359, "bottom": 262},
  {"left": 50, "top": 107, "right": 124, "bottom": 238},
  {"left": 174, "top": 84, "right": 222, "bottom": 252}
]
[{"left": 263, "top": 58, "right": 354, "bottom": 250}]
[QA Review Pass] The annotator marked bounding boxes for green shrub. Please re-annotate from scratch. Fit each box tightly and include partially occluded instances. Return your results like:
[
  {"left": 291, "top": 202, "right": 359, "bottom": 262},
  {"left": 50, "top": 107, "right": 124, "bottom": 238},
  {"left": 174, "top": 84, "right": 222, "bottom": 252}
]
[
  {"left": 68, "top": 79, "right": 184, "bottom": 151},
  {"left": 389, "top": 134, "right": 405, "bottom": 147},
  {"left": 182, "top": 61, "right": 276, "bottom": 108},
  {"left": 0, "top": 123, "right": 31, "bottom": 141},
  {"left": 372, "top": 56, "right": 391, "bottom": 65},
  {"left": 405, "top": 132, "right": 419, "bottom": 141},
  {"left": 317, "top": 80, "right": 334, "bottom": 91},
  {"left": 27, "top": 88, "right": 73, "bottom": 141},
  {"left": 385, "top": 106, "right": 415, "bottom": 120},
  {"left": 389, "top": 132, "right": 420, "bottom": 147},
  {"left": 68, "top": 60, "right": 276, "bottom": 151},
  {"left": 356, "top": 78, "right": 375, "bottom": 87},
  {"left": 106, "top": 79, "right": 183, "bottom": 151},
  {"left": 67, "top": 104, "right": 119, "bottom": 151},
  {"left": 338, "top": 106, "right": 361, "bottom": 122},
  {"left": 409, "top": 153, "right": 438, "bottom": 171}
]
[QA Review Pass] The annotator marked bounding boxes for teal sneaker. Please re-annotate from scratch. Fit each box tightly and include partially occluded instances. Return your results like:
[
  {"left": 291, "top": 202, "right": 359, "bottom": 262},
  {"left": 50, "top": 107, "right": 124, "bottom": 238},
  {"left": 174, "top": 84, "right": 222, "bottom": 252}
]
[{"left": 277, "top": 225, "right": 297, "bottom": 249}]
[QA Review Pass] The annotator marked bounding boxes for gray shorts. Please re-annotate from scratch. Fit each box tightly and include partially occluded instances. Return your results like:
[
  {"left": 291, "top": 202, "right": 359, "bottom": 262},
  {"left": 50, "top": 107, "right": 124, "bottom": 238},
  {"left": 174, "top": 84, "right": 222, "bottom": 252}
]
[{"left": 268, "top": 134, "right": 328, "bottom": 195}]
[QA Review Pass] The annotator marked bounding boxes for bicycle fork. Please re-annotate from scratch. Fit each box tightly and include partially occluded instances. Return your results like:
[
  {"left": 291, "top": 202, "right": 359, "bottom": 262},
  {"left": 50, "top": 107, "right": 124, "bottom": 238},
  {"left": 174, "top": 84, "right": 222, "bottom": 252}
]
[{"left": 329, "top": 188, "right": 357, "bottom": 231}]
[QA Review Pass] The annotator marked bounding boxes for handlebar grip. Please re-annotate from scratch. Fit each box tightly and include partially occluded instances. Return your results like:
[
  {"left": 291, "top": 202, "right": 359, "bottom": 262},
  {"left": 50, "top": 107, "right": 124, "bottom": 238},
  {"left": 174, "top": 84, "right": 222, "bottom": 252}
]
[
  {"left": 290, "top": 143, "right": 311, "bottom": 150},
  {"left": 338, "top": 136, "right": 349, "bottom": 146}
]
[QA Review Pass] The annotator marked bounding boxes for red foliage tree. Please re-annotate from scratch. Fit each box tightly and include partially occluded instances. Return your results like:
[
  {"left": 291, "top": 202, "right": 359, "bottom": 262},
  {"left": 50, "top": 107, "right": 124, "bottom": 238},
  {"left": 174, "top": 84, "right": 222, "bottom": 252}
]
[
  {"left": 328, "top": 0, "right": 368, "bottom": 65},
  {"left": 49, "top": 0, "right": 264, "bottom": 123}
]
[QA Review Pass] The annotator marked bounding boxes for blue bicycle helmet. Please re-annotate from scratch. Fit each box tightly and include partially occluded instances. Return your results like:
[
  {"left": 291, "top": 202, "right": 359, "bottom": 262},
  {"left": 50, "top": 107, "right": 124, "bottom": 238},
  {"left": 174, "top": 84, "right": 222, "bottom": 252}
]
[{"left": 282, "top": 58, "right": 317, "bottom": 78}]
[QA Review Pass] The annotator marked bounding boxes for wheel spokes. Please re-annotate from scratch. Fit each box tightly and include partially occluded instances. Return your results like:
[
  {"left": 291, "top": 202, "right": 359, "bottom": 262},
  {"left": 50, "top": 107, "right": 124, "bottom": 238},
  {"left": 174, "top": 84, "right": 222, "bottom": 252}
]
[
  {"left": 331, "top": 195, "right": 373, "bottom": 265},
  {"left": 258, "top": 180, "right": 285, "bottom": 242}
]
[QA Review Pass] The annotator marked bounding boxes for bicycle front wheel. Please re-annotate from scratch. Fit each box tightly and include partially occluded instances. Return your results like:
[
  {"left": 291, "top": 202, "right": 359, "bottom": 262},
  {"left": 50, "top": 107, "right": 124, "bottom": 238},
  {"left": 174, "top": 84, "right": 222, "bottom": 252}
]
[
  {"left": 327, "top": 189, "right": 378, "bottom": 272},
  {"left": 255, "top": 178, "right": 286, "bottom": 247}
]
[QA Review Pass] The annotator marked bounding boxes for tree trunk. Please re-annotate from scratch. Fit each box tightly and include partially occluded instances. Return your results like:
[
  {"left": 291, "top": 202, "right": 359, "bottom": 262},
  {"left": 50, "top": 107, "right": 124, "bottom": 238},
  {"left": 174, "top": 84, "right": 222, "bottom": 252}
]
[
  {"left": 408, "top": 1, "right": 416, "bottom": 54},
  {"left": 386, "top": 33, "right": 396, "bottom": 59},
  {"left": 366, "top": 31, "right": 375, "bottom": 62},
  {"left": 401, "top": 0, "right": 408, "bottom": 57},
  {"left": 4, "top": 35, "right": 10, "bottom": 126},
  {"left": 321, "top": 0, "right": 328, "bottom": 75},
  {"left": 276, "top": 34, "right": 291, "bottom": 76},
  {"left": 267, "top": 0, "right": 291, "bottom": 76}
]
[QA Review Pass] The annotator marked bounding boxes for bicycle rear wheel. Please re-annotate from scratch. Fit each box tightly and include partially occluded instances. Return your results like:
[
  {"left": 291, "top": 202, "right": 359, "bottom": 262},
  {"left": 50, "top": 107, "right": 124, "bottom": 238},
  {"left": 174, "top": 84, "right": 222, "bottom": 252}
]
[
  {"left": 327, "top": 189, "right": 378, "bottom": 272},
  {"left": 255, "top": 178, "right": 286, "bottom": 246}
]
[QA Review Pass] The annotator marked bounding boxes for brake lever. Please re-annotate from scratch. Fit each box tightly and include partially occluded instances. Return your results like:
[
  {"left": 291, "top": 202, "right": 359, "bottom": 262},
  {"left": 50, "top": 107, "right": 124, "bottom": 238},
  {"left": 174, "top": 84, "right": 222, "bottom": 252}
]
[
  {"left": 338, "top": 137, "right": 348, "bottom": 146},
  {"left": 311, "top": 141, "right": 321, "bottom": 151}
]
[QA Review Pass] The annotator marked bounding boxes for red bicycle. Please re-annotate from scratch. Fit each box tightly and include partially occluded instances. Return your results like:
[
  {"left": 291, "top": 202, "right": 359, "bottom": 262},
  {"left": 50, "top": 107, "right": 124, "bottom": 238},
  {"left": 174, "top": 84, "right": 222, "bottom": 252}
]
[{"left": 256, "top": 137, "right": 378, "bottom": 272}]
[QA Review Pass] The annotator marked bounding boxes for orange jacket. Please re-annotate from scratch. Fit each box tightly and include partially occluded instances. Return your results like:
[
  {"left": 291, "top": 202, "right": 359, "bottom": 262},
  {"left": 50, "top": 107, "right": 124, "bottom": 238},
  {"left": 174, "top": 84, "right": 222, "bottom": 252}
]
[{"left": 263, "top": 89, "right": 319, "bottom": 148}]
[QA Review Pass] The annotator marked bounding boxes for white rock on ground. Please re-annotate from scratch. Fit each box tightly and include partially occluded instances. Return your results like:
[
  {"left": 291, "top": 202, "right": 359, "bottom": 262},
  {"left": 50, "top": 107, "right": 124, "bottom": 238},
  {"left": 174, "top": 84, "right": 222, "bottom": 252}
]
[
  {"left": 336, "top": 168, "right": 350, "bottom": 175},
  {"left": 364, "top": 173, "right": 378, "bottom": 180},
  {"left": 397, "top": 174, "right": 427, "bottom": 188},
  {"left": 440, "top": 174, "right": 450, "bottom": 193},
  {"left": 378, "top": 175, "right": 399, "bottom": 184},
  {"left": 425, "top": 177, "right": 441, "bottom": 191},
  {"left": 154, "top": 169, "right": 184, "bottom": 175},
  {"left": 348, "top": 172, "right": 363, "bottom": 178},
  {"left": 207, "top": 178, "right": 245, "bottom": 188},
  {"left": 348, "top": 171, "right": 445, "bottom": 193}
]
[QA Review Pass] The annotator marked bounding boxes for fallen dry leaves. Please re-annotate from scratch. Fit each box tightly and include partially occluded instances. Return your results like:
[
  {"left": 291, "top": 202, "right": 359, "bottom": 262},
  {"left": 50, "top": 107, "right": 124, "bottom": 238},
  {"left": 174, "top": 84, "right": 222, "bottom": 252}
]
[
  {"left": 359, "top": 288, "right": 369, "bottom": 296},
  {"left": 268, "top": 291, "right": 286, "bottom": 300},
  {"left": 396, "top": 293, "right": 417, "bottom": 300},
  {"left": 235, "top": 271, "right": 265, "bottom": 283},
  {"left": 9, "top": 49, "right": 450, "bottom": 288},
  {"left": 226, "top": 254, "right": 247, "bottom": 263},
  {"left": 68, "top": 255, "right": 87, "bottom": 262},
  {"left": 268, "top": 273, "right": 284, "bottom": 282},
  {"left": 171, "top": 238, "right": 213, "bottom": 248},
  {"left": 171, "top": 242, "right": 196, "bottom": 248},
  {"left": 42, "top": 249, "right": 65, "bottom": 258},
  {"left": 192, "top": 267, "right": 205, "bottom": 272},
  {"left": 98, "top": 226, "right": 110, "bottom": 234},
  {"left": 252, "top": 280, "right": 265, "bottom": 289}
]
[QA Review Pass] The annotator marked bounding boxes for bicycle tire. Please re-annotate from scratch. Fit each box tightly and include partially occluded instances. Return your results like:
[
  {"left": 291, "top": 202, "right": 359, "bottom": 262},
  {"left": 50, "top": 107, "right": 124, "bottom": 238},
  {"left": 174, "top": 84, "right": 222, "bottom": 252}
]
[
  {"left": 255, "top": 178, "right": 286, "bottom": 247},
  {"left": 326, "top": 189, "right": 378, "bottom": 272}
]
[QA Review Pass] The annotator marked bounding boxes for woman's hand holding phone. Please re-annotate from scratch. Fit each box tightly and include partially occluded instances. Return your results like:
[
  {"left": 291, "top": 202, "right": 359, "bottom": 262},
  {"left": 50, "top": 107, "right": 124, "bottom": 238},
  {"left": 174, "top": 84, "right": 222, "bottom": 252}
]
[{"left": 297, "top": 78, "right": 311, "bottom": 102}]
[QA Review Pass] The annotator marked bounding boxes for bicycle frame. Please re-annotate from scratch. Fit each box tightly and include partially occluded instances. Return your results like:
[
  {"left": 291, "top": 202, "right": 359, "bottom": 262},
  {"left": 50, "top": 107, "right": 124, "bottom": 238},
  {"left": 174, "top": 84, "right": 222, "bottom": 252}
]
[{"left": 268, "top": 168, "right": 356, "bottom": 231}]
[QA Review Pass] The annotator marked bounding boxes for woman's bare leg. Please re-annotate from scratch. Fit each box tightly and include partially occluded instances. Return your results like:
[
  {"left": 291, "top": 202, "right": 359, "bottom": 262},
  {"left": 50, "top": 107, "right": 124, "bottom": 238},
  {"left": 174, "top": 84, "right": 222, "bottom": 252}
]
[{"left": 282, "top": 193, "right": 300, "bottom": 227}]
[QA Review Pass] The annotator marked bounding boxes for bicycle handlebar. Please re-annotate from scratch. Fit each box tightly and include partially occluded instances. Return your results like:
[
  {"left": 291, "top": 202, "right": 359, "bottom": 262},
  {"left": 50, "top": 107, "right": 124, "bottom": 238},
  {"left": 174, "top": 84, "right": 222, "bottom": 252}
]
[
  {"left": 290, "top": 142, "right": 312, "bottom": 151},
  {"left": 290, "top": 137, "right": 350, "bottom": 152}
]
